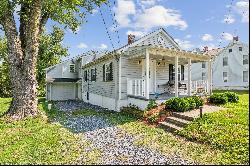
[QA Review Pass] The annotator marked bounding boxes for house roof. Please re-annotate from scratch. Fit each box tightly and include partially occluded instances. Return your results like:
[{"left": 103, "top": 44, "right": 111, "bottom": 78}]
[{"left": 46, "top": 78, "right": 80, "bottom": 83}]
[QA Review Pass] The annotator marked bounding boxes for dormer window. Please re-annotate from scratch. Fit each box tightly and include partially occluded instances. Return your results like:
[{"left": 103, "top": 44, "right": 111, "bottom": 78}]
[
  {"left": 229, "top": 49, "right": 232, "bottom": 53},
  {"left": 239, "top": 47, "right": 242, "bottom": 51},
  {"left": 69, "top": 64, "right": 75, "bottom": 73}
]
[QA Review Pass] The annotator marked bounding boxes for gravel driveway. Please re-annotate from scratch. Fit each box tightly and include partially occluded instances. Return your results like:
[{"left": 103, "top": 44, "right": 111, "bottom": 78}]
[{"left": 54, "top": 101, "right": 197, "bottom": 165}]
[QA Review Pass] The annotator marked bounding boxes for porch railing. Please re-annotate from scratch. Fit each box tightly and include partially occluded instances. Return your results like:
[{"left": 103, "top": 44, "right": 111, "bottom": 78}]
[
  {"left": 192, "top": 80, "right": 208, "bottom": 93},
  {"left": 127, "top": 78, "right": 145, "bottom": 97}
]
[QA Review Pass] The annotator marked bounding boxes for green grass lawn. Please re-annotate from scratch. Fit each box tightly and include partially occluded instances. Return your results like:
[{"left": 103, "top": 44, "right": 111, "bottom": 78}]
[
  {"left": 0, "top": 90, "right": 249, "bottom": 164},
  {"left": 0, "top": 98, "right": 100, "bottom": 165},
  {"left": 178, "top": 91, "right": 249, "bottom": 164}
]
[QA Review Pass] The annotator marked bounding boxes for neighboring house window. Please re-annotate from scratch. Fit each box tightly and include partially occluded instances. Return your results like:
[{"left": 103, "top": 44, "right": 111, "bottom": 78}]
[
  {"left": 84, "top": 70, "right": 88, "bottom": 82},
  {"left": 243, "top": 55, "right": 249, "bottom": 65},
  {"left": 202, "top": 62, "right": 206, "bottom": 68},
  {"left": 69, "top": 64, "right": 75, "bottom": 73},
  {"left": 229, "top": 49, "right": 232, "bottom": 53},
  {"left": 243, "top": 71, "right": 248, "bottom": 82},
  {"left": 202, "top": 72, "right": 206, "bottom": 80},
  {"left": 223, "top": 57, "right": 228, "bottom": 66},
  {"left": 91, "top": 68, "right": 97, "bottom": 81},
  {"left": 103, "top": 62, "right": 113, "bottom": 81},
  {"left": 223, "top": 72, "right": 228, "bottom": 82},
  {"left": 239, "top": 47, "right": 242, "bottom": 51}
]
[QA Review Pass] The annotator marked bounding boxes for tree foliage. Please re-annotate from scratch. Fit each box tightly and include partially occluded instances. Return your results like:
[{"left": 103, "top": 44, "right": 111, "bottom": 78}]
[{"left": 0, "top": 27, "right": 68, "bottom": 97}]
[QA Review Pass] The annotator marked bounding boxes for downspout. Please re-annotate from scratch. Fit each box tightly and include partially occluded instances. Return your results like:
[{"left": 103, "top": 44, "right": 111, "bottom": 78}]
[{"left": 114, "top": 53, "right": 120, "bottom": 111}]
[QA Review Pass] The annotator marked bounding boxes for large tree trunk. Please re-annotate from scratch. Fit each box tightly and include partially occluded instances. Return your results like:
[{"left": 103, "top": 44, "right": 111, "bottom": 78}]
[{"left": 1, "top": 0, "right": 42, "bottom": 120}]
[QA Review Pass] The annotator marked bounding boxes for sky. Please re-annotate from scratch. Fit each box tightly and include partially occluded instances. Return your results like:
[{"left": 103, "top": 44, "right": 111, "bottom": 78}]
[{"left": 0, "top": 0, "right": 249, "bottom": 61}]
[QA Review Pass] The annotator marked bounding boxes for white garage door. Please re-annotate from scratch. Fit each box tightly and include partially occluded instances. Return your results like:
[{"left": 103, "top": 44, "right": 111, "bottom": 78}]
[{"left": 51, "top": 83, "right": 76, "bottom": 100}]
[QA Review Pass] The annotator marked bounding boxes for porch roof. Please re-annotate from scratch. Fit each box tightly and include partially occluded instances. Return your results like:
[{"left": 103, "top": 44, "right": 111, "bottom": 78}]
[{"left": 125, "top": 45, "right": 212, "bottom": 63}]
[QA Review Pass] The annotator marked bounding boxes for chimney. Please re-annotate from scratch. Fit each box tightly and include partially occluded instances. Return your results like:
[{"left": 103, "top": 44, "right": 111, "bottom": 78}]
[
  {"left": 203, "top": 46, "right": 208, "bottom": 52},
  {"left": 233, "top": 36, "right": 239, "bottom": 42},
  {"left": 128, "top": 34, "right": 135, "bottom": 44}
]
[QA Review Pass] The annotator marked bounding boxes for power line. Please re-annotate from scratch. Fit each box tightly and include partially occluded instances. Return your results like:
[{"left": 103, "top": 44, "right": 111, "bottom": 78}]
[
  {"left": 99, "top": 7, "right": 115, "bottom": 50},
  {"left": 106, "top": 0, "right": 121, "bottom": 46}
]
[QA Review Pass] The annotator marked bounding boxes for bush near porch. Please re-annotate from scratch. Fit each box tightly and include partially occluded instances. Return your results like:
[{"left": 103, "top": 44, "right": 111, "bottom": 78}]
[
  {"left": 178, "top": 91, "right": 249, "bottom": 164},
  {"left": 208, "top": 91, "right": 239, "bottom": 105},
  {"left": 165, "top": 96, "right": 204, "bottom": 112}
]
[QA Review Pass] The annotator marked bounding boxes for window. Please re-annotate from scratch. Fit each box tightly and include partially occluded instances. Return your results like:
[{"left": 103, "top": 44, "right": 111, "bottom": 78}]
[
  {"left": 91, "top": 68, "right": 97, "bottom": 81},
  {"left": 223, "top": 72, "right": 228, "bottom": 82},
  {"left": 103, "top": 62, "right": 113, "bottom": 82},
  {"left": 223, "top": 57, "right": 228, "bottom": 66},
  {"left": 202, "top": 62, "right": 206, "bottom": 68},
  {"left": 239, "top": 47, "right": 243, "bottom": 51},
  {"left": 229, "top": 49, "right": 232, "bottom": 53},
  {"left": 202, "top": 72, "right": 206, "bottom": 80},
  {"left": 243, "top": 55, "right": 249, "bottom": 65},
  {"left": 84, "top": 70, "right": 88, "bottom": 82},
  {"left": 69, "top": 64, "right": 75, "bottom": 73},
  {"left": 169, "top": 64, "right": 184, "bottom": 81},
  {"left": 243, "top": 71, "right": 248, "bottom": 82}
]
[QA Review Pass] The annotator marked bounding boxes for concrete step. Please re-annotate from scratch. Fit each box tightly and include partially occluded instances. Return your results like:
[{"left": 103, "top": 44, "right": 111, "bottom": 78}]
[
  {"left": 159, "top": 121, "right": 182, "bottom": 133},
  {"left": 172, "top": 112, "right": 194, "bottom": 121},
  {"left": 165, "top": 116, "right": 190, "bottom": 127}
]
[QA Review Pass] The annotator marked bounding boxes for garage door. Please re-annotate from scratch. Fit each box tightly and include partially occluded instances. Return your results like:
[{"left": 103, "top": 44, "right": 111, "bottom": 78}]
[{"left": 51, "top": 83, "right": 76, "bottom": 100}]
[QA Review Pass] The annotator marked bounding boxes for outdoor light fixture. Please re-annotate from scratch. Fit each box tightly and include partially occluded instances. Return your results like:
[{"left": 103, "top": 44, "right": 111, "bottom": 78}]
[
  {"left": 138, "top": 60, "right": 141, "bottom": 64},
  {"left": 157, "top": 62, "right": 161, "bottom": 66},
  {"left": 48, "top": 103, "right": 52, "bottom": 110}
]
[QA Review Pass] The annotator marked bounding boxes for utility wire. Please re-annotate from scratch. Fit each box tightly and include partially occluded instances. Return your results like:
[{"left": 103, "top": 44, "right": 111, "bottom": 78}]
[{"left": 99, "top": 7, "right": 115, "bottom": 50}]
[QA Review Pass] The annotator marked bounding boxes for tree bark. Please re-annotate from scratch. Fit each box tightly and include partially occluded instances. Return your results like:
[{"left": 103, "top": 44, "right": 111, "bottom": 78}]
[{"left": 1, "top": 0, "right": 42, "bottom": 120}]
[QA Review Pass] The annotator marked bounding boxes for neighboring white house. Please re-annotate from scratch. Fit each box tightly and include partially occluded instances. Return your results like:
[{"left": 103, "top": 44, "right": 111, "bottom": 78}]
[
  {"left": 45, "top": 28, "right": 212, "bottom": 111},
  {"left": 192, "top": 37, "right": 249, "bottom": 90}
]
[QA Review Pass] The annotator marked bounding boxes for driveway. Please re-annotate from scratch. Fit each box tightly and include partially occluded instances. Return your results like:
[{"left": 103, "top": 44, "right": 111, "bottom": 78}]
[{"left": 53, "top": 101, "right": 197, "bottom": 165}]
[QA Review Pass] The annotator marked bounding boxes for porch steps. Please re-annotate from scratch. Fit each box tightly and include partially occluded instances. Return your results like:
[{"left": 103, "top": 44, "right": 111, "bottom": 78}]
[{"left": 159, "top": 113, "right": 194, "bottom": 133}]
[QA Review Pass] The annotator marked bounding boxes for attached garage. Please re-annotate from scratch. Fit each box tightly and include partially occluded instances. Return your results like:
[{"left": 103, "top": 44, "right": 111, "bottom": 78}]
[{"left": 46, "top": 78, "right": 80, "bottom": 101}]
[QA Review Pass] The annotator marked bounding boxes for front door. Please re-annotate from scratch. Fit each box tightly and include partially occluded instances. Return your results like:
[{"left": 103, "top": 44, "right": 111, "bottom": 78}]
[{"left": 142, "top": 59, "right": 156, "bottom": 94}]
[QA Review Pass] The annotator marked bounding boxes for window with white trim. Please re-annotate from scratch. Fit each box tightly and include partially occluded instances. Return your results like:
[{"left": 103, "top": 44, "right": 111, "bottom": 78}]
[
  {"left": 91, "top": 68, "right": 97, "bottom": 81},
  {"left": 229, "top": 49, "right": 232, "bottom": 53},
  {"left": 202, "top": 62, "right": 206, "bottom": 68},
  {"left": 223, "top": 72, "right": 228, "bottom": 82},
  {"left": 223, "top": 57, "right": 228, "bottom": 66},
  {"left": 239, "top": 47, "right": 242, "bottom": 51},
  {"left": 243, "top": 55, "right": 248, "bottom": 65},
  {"left": 202, "top": 72, "right": 206, "bottom": 80},
  {"left": 103, "top": 62, "right": 113, "bottom": 82},
  {"left": 69, "top": 64, "right": 75, "bottom": 73},
  {"left": 243, "top": 71, "right": 248, "bottom": 82},
  {"left": 84, "top": 70, "right": 88, "bottom": 82}
]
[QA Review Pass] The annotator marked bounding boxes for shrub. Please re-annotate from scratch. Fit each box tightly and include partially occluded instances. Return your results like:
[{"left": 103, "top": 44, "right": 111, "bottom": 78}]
[
  {"left": 120, "top": 104, "right": 144, "bottom": 119},
  {"left": 209, "top": 93, "right": 228, "bottom": 105},
  {"left": 147, "top": 112, "right": 159, "bottom": 124},
  {"left": 165, "top": 97, "right": 190, "bottom": 112},
  {"left": 224, "top": 91, "right": 239, "bottom": 103},
  {"left": 191, "top": 96, "right": 204, "bottom": 108},
  {"left": 146, "top": 100, "right": 158, "bottom": 111},
  {"left": 184, "top": 97, "right": 196, "bottom": 110}
]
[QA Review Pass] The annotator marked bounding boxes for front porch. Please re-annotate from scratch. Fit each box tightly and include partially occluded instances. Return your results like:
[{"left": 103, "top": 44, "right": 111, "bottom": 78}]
[{"left": 125, "top": 45, "right": 212, "bottom": 101}]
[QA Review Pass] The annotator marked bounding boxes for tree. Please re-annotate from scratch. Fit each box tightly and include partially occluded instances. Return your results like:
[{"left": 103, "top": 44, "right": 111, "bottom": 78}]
[
  {"left": 0, "top": 27, "right": 68, "bottom": 97},
  {"left": 0, "top": 0, "right": 105, "bottom": 120}
]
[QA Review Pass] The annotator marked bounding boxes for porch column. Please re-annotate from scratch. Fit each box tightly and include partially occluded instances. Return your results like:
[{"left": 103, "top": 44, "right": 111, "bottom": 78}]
[
  {"left": 145, "top": 49, "right": 150, "bottom": 99},
  {"left": 187, "top": 58, "right": 192, "bottom": 96},
  {"left": 175, "top": 56, "right": 179, "bottom": 97},
  {"left": 207, "top": 60, "right": 212, "bottom": 95}
]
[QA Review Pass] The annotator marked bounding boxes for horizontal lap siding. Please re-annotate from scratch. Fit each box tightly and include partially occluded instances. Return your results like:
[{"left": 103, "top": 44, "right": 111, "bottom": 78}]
[
  {"left": 82, "top": 59, "right": 117, "bottom": 99},
  {"left": 120, "top": 56, "right": 142, "bottom": 99},
  {"left": 156, "top": 63, "right": 169, "bottom": 93}
]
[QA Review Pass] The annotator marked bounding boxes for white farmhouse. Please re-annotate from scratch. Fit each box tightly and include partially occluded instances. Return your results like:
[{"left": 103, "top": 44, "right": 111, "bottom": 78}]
[
  {"left": 192, "top": 37, "right": 249, "bottom": 90},
  {"left": 45, "top": 28, "right": 213, "bottom": 111}
]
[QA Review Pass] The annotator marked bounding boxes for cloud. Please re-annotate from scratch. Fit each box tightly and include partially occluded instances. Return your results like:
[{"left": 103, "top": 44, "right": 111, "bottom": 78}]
[
  {"left": 98, "top": 44, "right": 108, "bottom": 49},
  {"left": 185, "top": 34, "right": 192, "bottom": 39},
  {"left": 234, "top": 0, "right": 249, "bottom": 23},
  {"left": 114, "top": 0, "right": 136, "bottom": 27},
  {"left": 223, "top": 14, "right": 235, "bottom": 24},
  {"left": 135, "top": 6, "right": 188, "bottom": 30},
  {"left": 174, "top": 39, "right": 194, "bottom": 50},
  {"left": 126, "top": 30, "right": 146, "bottom": 38},
  {"left": 77, "top": 42, "right": 88, "bottom": 49},
  {"left": 221, "top": 32, "right": 233, "bottom": 41},
  {"left": 91, "top": 9, "right": 98, "bottom": 15},
  {"left": 202, "top": 34, "right": 214, "bottom": 41},
  {"left": 205, "top": 16, "right": 215, "bottom": 22}
]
